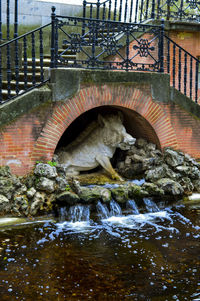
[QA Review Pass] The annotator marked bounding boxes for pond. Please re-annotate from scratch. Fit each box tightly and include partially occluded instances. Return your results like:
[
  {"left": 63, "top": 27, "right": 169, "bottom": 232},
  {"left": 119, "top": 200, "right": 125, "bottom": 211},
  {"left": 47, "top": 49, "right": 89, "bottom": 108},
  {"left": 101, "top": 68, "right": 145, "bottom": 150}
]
[{"left": 0, "top": 199, "right": 200, "bottom": 301}]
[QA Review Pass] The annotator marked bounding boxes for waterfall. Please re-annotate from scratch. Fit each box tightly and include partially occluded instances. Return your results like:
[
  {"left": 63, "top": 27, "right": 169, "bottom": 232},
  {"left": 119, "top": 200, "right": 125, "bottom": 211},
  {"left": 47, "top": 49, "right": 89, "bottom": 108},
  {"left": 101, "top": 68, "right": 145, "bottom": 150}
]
[
  {"left": 96, "top": 201, "right": 110, "bottom": 219},
  {"left": 58, "top": 207, "right": 68, "bottom": 222},
  {"left": 126, "top": 200, "right": 140, "bottom": 215},
  {"left": 143, "top": 198, "right": 159, "bottom": 213},
  {"left": 68, "top": 204, "right": 90, "bottom": 222},
  {"left": 110, "top": 200, "right": 122, "bottom": 217}
]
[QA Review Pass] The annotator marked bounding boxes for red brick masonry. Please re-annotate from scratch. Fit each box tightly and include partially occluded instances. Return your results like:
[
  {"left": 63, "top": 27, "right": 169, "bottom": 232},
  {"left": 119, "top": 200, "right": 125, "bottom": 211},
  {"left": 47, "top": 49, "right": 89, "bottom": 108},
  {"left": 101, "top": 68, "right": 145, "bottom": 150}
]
[{"left": 1, "top": 84, "right": 200, "bottom": 175}]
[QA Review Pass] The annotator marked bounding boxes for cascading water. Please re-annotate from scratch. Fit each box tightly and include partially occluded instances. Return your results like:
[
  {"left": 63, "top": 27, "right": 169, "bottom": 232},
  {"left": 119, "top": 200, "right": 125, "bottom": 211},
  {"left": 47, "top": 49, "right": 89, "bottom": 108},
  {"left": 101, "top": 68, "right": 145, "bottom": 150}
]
[
  {"left": 143, "top": 197, "right": 159, "bottom": 213},
  {"left": 126, "top": 199, "right": 140, "bottom": 215},
  {"left": 109, "top": 199, "right": 122, "bottom": 217},
  {"left": 96, "top": 201, "right": 109, "bottom": 219},
  {"left": 68, "top": 204, "right": 90, "bottom": 222}
]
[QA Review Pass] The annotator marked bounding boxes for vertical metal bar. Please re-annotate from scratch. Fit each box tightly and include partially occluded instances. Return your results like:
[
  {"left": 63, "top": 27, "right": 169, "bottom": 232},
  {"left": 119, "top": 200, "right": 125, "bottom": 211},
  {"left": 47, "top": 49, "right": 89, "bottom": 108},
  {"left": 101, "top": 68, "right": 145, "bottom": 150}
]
[
  {"left": 195, "top": 60, "right": 198, "bottom": 103},
  {"left": 39, "top": 29, "right": 44, "bottom": 83},
  {"left": 15, "top": 39, "right": 19, "bottom": 95},
  {"left": 0, "top": 0, "right": 2, "bottom": 40},
  {"left": 119, "top": 0, "right": 123, "bottom": 22},
  {"left": 32, "top": 32, "right": 36, "bottom": 85},
  {"left": 178, "top": 48, "right": 181, "bottom": 91},
  {"left": 90, "top": 4, "right": 93, "bottom": 19},
  {"left": 157, "top": 0, "right": 160, "bottom": 19},
  {"left": 145, "top": 0, "right": 150, "bottom": 20},
  {"left": 129, "top": 0, "right": 134, "bottom": 23},
  {"left": 140, "top": 0, "right": 144, "bottom": 23},
  {"left": 0, "top": 48, "right": 2, "bottom": 103},
  {"left": 82, "top": 0, "right": 86, "bottom": 35},
  {"left": 159, "top": 20, "right": 164, "bottom": 73},
  {"left": 151, "top": 0, "right": 155, "bottom": 19},
  {"left": 125, "top": 26, "right": 130, "bottom": 71},
  {"left": 180, "top": 0, "right": 184, "bottom": 21},
  {"left": 55, "top": 19, "right": 58, "bottom": 67},
  {"left": 7, "top": 0, "right": 10, "bottom": 39},
  {"left": 102, "top": 3, "right": 106, "bottom": 20},
  {"left": 167, "top": 38, "right": 170, "bottom": 73},
  {"left": 124, "top": 0, "right": 128, "bottom": 22},
  {"left": 96, "top": 0, "right": 100, "bottom": 19},
  {"left": 108, "top": 0, "right": 111, "bottom": 20},
  {"left": 23, "top": 36, "right": 28, "bottom": 90},
  {"left": 51, "top": 6, "right": 56, "bottom": 68},
  {"left": 135, "top": 0, "right": 139, "bottom": 23},
  {"left": 184, "top": 53, "right": 187, "bottom": 96},
  {"left": 190, "top": 56, "right": 193, "bottom": 99},
  {"left": 14, "top": 0, "right": 18, "bottom": 38},
  {"left": 167, "top": 0, "right": 170, "bottom": 20},
  {"left": 114, "top": 0, "right": 117, "bottom": 21},
  {"left": 173, "top": 43, "right": 176, "bottom": 88},
  {"left": 7, "top": 44, "right": 11, "bottom": 98}
]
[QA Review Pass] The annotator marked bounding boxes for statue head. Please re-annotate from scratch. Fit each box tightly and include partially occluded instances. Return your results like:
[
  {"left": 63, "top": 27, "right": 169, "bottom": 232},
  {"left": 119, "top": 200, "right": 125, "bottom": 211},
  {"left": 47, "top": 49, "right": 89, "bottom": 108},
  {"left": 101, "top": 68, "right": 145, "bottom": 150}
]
[{"left": 98, "top": 113, "right": 136, "bottom": 149}]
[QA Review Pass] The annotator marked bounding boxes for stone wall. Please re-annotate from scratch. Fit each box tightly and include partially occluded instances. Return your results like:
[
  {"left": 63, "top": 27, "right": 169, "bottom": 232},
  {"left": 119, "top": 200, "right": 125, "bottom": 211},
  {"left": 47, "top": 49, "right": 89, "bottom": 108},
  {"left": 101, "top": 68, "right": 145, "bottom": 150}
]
[{"left": 1, "top": 0, "right": 82, "bottom": 26}]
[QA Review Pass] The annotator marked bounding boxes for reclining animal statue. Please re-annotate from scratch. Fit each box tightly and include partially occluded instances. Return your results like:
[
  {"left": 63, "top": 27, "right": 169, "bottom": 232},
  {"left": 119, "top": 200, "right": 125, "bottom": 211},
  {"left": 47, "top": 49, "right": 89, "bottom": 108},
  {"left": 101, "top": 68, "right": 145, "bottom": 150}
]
[{"left": 56, "top": 113, "right": 136, "bottom": 181}]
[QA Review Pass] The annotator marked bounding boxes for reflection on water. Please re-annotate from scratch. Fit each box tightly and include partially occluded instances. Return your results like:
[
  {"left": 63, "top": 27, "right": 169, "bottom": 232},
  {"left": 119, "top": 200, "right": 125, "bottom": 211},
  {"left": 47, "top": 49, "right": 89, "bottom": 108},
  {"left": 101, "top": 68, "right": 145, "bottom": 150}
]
[{"left": 0, "top": 200, "right": 200, "bottom": 300}]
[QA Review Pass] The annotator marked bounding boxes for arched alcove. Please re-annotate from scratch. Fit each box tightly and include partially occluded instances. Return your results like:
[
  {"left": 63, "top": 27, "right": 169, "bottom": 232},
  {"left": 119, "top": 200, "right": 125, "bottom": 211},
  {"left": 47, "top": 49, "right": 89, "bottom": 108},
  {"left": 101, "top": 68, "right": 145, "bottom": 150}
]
[{"left": 56, "top": 105, "right": 161, "bottom": 150}]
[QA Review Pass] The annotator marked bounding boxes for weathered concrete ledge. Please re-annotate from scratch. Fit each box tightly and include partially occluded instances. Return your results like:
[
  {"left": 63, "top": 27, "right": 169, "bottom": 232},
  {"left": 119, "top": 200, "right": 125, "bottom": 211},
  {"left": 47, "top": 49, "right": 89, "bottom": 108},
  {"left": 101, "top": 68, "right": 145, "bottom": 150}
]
[
  {"left": 49, "top": 68, "right": 171, "bottom": 104},
  {"left": 0, "top": 85, "right": 52, "bottom": 128},
  {"left": 170, "top": 87, "right": 200, "bottom": 120}
]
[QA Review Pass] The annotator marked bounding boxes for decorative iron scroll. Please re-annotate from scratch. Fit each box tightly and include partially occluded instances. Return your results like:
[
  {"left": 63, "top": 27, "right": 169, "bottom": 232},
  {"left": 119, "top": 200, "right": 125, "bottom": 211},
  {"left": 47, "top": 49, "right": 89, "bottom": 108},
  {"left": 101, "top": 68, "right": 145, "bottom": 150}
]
[{"left": 53, "top": 16, "right": 163, "bottom": 72}]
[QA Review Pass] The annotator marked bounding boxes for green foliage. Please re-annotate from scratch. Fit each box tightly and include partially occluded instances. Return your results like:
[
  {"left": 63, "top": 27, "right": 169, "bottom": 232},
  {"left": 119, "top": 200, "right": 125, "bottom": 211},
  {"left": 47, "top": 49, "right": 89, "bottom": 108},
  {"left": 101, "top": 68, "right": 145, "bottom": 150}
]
[
  {"left": 47, "top": 161, "right": 57, "bottom": 167},
  {"left": 65, "top": 185, "right": 71, "bottom": 192}
]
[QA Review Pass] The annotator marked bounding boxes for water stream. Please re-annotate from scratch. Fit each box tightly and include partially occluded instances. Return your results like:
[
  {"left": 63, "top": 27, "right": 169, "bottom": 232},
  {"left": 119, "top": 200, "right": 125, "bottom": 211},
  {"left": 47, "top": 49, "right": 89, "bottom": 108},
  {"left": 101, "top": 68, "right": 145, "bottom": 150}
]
[{"left": 0, "top": 199, "right": 200, "bottom": 300}]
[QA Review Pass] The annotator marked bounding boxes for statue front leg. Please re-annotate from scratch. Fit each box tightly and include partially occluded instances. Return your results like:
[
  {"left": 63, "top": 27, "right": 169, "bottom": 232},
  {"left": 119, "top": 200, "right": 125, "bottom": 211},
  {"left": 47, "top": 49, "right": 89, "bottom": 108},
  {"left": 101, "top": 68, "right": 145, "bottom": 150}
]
[{"left": 96, "top": 155, "right": 123, "bottom": 181}]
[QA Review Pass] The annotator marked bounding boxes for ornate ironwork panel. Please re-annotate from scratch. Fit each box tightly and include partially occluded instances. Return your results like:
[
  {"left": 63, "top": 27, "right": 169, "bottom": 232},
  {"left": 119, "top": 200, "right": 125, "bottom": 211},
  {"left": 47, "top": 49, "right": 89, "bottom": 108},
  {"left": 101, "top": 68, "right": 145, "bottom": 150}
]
[{"left": 55, "top": 16, "right": 163, "bottom": 72}]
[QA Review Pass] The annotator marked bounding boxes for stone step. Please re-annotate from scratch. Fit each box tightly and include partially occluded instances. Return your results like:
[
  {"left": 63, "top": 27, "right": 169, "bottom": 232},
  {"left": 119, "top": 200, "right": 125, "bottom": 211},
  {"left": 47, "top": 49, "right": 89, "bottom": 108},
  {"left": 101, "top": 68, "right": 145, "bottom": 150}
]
[{"left": 2, "top": 80, "right": 33, "bottom": 89}]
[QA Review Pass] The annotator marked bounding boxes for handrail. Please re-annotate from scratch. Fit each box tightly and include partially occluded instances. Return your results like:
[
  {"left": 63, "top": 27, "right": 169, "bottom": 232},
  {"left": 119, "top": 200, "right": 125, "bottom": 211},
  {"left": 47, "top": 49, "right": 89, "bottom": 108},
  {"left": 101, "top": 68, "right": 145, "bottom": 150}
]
[
  {"left": 164, "top": 34, "right": 200, "bottom": 103},
  {"left": 0, "top": 23, "right": 52, "bottom": 48},
  {"left": 0, "top": 22, "right": 52, "bottom": 104}
]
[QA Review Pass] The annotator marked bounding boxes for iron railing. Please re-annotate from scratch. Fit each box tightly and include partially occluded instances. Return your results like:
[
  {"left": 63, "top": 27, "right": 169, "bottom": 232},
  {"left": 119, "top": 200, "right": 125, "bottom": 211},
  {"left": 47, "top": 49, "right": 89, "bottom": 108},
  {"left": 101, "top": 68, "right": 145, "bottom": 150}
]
[
  {"left": 0, "top": 0, "right": 19, "bottom": 40},
  {"left": 164, "top": 34, "right": 199, "bottom": 103},
  {"left": 134, "top": 0, "right": 200, "bottom": 23},
  {"left": 1, "top": 6, "right": 200, "bottom": 104},
  {"left": 82, "top": 0, "right": 200, "bottom": 24},
  {"left": 51, "top": 13, "right": 165, "bottom": 73},
  {"left": 0, "top": 23, "right": 51, "bottom": 103}
]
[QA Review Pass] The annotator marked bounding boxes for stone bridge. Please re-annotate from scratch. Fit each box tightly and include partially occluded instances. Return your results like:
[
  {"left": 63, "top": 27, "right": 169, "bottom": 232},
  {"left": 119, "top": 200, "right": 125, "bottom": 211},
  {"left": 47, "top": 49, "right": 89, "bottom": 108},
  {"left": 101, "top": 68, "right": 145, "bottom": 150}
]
[{"left": 0, "top": 69, "right": 200, "bottom": 176}]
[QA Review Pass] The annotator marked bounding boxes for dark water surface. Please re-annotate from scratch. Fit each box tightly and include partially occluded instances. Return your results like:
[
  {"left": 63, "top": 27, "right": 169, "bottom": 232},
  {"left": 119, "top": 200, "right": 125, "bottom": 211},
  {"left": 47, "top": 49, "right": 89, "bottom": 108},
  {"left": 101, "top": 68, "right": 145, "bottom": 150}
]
[{"left": 0, "top": 202, "right": 200, "bottom": 301}]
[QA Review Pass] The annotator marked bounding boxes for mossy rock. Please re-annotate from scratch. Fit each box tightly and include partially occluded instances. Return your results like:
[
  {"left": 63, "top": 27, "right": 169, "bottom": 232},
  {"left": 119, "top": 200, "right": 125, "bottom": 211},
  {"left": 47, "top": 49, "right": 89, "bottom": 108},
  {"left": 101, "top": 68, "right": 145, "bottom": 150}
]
[
  {"left": 56, "top": 191, "right": 80, "bottom": 206},
  {"left": 111, "top": 186, "right": 129, "bottom": 203},
  {"left": 79, "top": 186, "right": 111, "bottom": 203},
  {"left": 128, "top": 183, "right": 148, "bottom": 199}
]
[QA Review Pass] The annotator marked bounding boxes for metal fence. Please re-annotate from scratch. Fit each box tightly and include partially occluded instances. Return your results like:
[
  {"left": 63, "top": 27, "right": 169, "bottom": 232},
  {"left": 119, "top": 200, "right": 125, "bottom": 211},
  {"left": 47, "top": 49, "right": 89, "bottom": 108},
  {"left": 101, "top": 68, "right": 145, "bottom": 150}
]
[
  {"left": 82, "top": 0, "right": 200, "bottom": 24},
  {"left": 1, "top": 6, "right": 200, "bottom": 104},
  {"left": 0, "top": 23, "right": 51, "bottom": 103},
  {"left": 51, "top": 11, "right": 165, "bottom": 73},
  {"left": 0, "top": 0, "right": 19, "bottom": 40}
]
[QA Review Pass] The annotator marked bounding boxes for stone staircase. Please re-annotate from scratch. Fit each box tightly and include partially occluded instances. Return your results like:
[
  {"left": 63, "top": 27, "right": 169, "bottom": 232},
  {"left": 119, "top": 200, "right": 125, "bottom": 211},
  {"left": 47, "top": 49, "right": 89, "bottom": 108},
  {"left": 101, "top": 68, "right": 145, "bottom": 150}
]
[{"left": 0, "top": 27, "right": 117, "bottom": 102}]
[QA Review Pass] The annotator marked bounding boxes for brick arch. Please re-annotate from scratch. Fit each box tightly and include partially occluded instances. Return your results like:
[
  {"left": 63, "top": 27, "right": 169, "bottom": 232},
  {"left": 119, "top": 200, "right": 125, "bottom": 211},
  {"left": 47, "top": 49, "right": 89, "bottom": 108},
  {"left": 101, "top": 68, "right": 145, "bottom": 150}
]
[{"left": 32, "top": 84, "right": 178, "bottom": 162}]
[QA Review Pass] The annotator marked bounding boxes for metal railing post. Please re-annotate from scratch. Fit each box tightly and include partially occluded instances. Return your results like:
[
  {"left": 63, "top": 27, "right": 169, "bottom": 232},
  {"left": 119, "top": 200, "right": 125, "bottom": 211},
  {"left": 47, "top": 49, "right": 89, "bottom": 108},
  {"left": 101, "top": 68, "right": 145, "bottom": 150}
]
[
  {"left": 51, "top": 6, "right": 56, "bottom": 68},
  {"left": 7, "top": 0, "right": 10, "bottom": 40},
  {"left": 151, "top": 0, "right": 155, "bottom": 19},
  {"left": 82, "top": 0, "right": 86, "bottom": 36},
  {"left": 0, "top": 0, "right": 2, "bottom": 40},
  {"left": 96, "top": 0, "right": 100, "bottom": 19},
  {"left": 159, "top": 19, "right": 164, "bottom": 73},
  {"left": 14, "top": 0, "right": 18, "bottom": 38}
]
